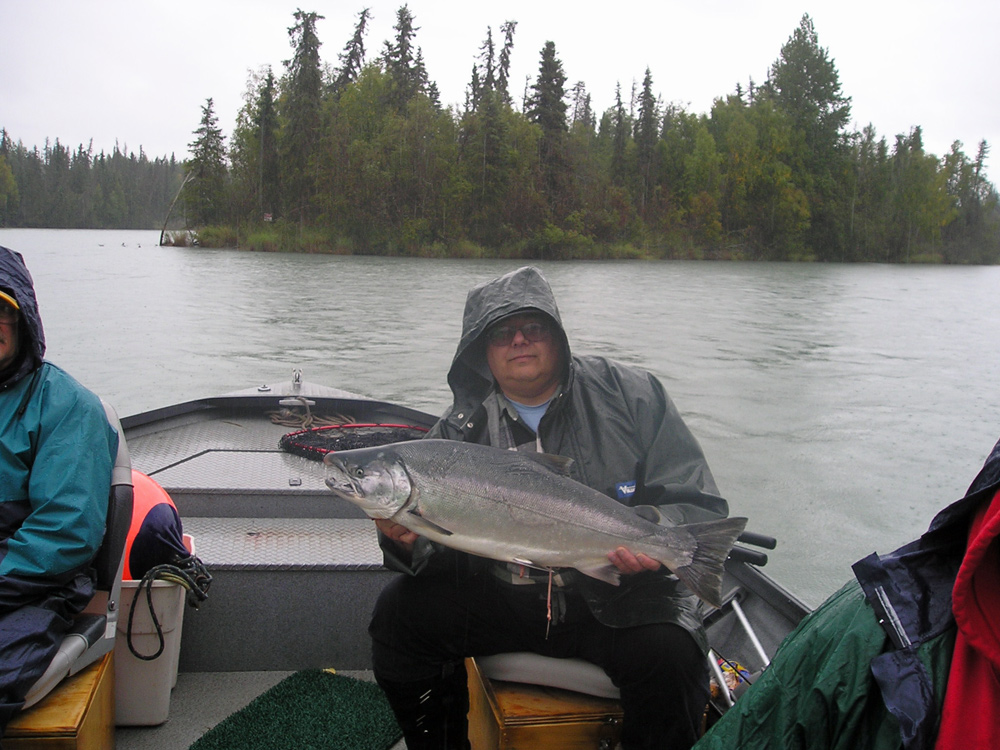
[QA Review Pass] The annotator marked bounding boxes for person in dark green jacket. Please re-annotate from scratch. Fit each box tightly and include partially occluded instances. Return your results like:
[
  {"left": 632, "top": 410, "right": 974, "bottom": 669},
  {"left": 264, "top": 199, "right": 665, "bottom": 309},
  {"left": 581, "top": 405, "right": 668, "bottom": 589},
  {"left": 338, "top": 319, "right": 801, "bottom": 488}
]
[
  {"left": 0, "top": 246, "right": 119, "bottom": 735},
  {"left": 694, "top": 435, "right": 1000, "bottom": 750},
  {"left": 369, "top": 266, "right": 729, "bottom": 750}
]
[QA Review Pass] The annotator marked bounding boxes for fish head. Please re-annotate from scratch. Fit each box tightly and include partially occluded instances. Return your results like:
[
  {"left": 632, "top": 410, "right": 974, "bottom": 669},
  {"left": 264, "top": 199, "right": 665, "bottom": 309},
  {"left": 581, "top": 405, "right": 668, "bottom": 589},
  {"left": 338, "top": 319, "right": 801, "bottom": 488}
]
[{"left": 323, "top": 447, "right": 412, "bottom": 519}]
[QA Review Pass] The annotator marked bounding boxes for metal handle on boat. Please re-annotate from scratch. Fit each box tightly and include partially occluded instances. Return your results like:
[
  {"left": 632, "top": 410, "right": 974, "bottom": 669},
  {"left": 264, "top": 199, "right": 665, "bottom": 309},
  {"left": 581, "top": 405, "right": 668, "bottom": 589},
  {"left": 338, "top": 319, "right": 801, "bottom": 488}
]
[
  {"left": 737, "top": 531, "right": 777, "bottom": 550},
  {"left": 731, "top": 598, "right": 771, "bottom": 668},
  {"left": 728, "top": 546, "right": 768, "bottom": 566}
]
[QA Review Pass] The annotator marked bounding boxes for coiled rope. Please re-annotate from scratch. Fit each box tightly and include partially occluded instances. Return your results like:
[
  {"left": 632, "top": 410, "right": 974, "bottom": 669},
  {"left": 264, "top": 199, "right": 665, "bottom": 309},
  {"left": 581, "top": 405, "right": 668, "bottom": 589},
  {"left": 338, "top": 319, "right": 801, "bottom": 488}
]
[
  {"left": 266, "top": 396, "right": 353, "bottom": 429},
  {"left": 126, "top": 554, "right": 213, "bottom": 661}
]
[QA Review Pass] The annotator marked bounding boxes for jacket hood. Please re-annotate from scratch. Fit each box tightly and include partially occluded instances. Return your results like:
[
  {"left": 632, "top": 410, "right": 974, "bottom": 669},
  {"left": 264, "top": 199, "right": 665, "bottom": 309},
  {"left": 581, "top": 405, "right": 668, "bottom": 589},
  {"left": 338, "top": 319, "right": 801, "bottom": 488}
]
[
  {"left": 447, "top": 266, "right": 570, "bottom": 406},
  {"left": 0, "top": 245, "right": 45, "bottom": 387}
]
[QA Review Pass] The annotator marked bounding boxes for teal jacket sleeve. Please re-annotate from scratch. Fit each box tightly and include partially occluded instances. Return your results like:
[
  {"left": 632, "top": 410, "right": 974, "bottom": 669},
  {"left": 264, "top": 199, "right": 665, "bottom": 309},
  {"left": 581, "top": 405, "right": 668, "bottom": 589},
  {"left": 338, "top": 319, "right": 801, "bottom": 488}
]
[{"left": 0, "top": 368, "right": 118, "bottom": 578}]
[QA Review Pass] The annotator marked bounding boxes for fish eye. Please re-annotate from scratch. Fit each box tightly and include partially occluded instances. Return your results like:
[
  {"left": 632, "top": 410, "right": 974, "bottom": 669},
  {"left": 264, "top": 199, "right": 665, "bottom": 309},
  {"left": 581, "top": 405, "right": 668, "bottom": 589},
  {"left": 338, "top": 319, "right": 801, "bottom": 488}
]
[{"left": 353, "top": 467, "right": 365, "bottom": 478}]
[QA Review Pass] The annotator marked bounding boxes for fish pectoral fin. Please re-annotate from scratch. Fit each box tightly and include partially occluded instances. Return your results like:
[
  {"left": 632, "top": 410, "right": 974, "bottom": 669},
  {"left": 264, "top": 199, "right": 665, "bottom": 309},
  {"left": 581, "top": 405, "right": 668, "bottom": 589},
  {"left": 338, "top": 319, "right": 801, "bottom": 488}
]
[
  {"left": 403, "top": 510, "right": 453, "bottom": 537},
  {"left": 524, "top": 452, "right": 575, "bottom": 476},
  {"left": 576, "top": 562, "right": 622, "bottom": 586},
  {"left": 510, "top": 557, "right": 551, "bottom": 573}
]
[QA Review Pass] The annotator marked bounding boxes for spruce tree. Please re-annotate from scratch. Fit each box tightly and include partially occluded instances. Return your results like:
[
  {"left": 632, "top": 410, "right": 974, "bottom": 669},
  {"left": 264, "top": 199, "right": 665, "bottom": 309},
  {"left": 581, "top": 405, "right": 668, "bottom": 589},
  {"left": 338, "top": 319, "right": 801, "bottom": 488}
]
[
  {"left": 528, "top": 41, "right": 568, "bottom": 202},
  {"left": 184, "top": 97, "right": 227, "bottom": 227},
  {"left": 281, "top": 8, "right": 324, "bottom": 222},
  {"left": 383, "top": 5, "right": 424, "bottom": 111},
  {"left": 634, "top": 68, "right": 659, "bottom": 213},
  {"left": 333, "top": 7, "right": 370, "bottom": 94},
  {"left": 769, "top": 13, "right": 852, "bottom": 257}
]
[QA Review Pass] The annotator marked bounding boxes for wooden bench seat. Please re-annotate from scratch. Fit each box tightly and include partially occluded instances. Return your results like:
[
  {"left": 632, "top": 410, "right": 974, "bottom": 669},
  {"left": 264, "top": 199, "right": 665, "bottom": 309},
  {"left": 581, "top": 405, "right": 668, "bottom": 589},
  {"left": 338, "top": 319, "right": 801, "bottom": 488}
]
[
  {"left": 466, "top": 656, "right": 624, "bottom": 750},
  {"left": 5, "top": 652, "right": 114, "bottom": 750}
]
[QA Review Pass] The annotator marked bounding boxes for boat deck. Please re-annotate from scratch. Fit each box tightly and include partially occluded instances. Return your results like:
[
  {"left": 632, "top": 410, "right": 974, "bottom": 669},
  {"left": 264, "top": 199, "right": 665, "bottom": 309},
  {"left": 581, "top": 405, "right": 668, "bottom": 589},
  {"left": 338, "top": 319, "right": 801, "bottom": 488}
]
[
  {"left": 115, "top": 670, "right": 406, "bottom": 750},
  {"left": 115, "top": 393, "right": 415, "bottom": 747},
  {"left": 110, "top": 383, "right": 806, "bottom": 748}
]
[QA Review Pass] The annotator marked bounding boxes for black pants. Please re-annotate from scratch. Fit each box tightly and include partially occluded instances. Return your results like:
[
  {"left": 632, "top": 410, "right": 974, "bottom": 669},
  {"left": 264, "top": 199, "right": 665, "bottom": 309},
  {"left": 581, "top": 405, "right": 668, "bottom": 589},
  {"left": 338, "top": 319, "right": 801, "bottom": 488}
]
[
  {"left": 0, "top": 573, "right": 92, "bottom": 737},
  {"left": 370, "top": 570, "right": 709, "bottom": 750}
]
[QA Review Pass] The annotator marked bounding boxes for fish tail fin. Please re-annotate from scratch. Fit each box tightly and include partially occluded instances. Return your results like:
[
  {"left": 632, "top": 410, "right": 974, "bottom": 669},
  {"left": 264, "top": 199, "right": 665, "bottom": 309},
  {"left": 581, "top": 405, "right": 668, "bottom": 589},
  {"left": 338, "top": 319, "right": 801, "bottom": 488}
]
[{"left": 673, "top": 517, "right": 748, "bottom": 608}]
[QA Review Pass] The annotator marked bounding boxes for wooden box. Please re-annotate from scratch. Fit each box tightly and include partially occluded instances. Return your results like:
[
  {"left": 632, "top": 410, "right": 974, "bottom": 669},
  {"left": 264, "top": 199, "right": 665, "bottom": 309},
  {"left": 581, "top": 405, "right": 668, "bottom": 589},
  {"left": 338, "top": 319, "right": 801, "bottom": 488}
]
[
  {"left": 467, "top": 656, "right": 623, "bottom": 750},
  {"left": 5, "top": 652, "right": 115, "bottom": 750}
]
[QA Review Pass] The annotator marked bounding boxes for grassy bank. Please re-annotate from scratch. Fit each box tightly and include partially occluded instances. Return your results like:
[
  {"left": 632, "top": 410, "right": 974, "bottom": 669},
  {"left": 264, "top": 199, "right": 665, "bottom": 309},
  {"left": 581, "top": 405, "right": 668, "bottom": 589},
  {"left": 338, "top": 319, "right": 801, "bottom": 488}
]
[{"left": 160, "top": 224, "right": 770, "bottom": 262}]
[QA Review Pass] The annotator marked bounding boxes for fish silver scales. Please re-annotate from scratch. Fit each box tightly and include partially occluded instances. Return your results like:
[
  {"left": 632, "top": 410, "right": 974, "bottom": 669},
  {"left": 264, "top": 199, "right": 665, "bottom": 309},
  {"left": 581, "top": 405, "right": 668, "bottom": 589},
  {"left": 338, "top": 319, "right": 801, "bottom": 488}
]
[{"left": 324, "top": 439, "right": 746, "bottom": 607}]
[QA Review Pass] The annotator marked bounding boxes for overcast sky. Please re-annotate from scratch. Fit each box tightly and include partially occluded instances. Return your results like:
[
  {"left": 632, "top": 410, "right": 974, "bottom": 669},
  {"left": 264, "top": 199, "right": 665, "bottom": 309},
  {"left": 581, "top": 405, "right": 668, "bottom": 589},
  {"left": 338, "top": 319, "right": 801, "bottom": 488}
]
[{"left": 3, "top": 0, "right": 998, "bottom": 174}]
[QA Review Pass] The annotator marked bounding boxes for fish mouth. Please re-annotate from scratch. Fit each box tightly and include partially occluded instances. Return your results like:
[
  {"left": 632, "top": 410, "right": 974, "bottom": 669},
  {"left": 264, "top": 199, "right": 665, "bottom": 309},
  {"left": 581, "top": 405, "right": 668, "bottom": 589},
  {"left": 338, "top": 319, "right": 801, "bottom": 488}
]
[
  {"left": 323, "top": 455, "right": 364, "bottom": 501},
  {"left": 325, "top": 478, "right": 362, "bottom": 501}
]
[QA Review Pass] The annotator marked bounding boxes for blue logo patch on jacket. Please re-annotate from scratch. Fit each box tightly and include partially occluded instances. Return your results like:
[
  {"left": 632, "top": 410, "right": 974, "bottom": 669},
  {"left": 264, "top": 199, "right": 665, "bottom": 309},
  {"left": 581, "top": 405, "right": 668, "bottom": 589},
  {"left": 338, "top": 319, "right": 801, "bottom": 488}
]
[{"left": 616, "top": 481, "right": 636, "bottom": 500}]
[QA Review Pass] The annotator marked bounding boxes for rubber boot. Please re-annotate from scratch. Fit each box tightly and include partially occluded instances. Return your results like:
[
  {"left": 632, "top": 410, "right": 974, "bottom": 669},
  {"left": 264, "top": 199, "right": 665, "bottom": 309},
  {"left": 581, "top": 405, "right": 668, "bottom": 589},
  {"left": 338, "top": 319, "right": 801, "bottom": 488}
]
[{"left": 376, "top": 662, "right": 470, "bottom": 750}]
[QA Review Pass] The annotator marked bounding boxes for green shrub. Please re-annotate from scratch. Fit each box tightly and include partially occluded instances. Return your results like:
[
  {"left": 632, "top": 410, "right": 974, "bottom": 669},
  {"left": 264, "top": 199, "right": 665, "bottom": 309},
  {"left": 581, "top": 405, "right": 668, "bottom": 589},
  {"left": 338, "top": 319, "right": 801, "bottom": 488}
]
[{"left": 195, "top": 225, "right": 239, "bottom": 248}]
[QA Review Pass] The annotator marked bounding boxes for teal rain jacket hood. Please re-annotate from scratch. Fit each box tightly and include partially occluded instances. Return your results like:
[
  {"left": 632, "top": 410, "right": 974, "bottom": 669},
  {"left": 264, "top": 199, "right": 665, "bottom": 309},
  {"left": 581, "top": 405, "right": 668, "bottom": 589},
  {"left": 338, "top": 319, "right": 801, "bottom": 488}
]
[{"left": 0, "top": 247, "right": 45, "bottom": 388}]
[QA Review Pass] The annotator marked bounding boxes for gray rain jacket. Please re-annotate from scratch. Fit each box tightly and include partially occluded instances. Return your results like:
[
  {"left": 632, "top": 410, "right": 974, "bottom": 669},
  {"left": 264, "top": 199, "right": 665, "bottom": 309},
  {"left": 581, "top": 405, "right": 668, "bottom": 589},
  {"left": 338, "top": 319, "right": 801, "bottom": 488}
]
[{"left": 381, "top": 266, "right": 728, "bottom": 646}]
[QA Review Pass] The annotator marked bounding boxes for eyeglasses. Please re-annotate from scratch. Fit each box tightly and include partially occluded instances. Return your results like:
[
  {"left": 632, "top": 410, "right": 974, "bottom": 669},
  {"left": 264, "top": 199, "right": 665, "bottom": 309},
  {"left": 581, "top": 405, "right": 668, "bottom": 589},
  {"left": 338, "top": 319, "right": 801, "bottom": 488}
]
[
  {"left": 485, "top": 320, "right": 553, "bottom": 347},
  {"left": 0, "top": 306, "right": 17, "bottom": 325}
]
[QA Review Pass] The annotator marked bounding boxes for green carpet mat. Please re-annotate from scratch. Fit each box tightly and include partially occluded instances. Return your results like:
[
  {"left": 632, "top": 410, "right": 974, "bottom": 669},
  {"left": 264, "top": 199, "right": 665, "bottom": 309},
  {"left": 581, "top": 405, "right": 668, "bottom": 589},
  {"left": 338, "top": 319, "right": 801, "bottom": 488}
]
[{"left": 189, "top": 670, "right": 402, "bottom": 750}]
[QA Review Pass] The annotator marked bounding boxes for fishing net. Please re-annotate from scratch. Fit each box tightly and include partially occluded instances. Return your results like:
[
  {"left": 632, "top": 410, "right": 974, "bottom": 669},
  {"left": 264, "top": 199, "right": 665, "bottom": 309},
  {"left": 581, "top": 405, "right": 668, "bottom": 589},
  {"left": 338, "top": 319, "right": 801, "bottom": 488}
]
[{"left": 279, "top": 423, "right": 429, "bottom": 461}]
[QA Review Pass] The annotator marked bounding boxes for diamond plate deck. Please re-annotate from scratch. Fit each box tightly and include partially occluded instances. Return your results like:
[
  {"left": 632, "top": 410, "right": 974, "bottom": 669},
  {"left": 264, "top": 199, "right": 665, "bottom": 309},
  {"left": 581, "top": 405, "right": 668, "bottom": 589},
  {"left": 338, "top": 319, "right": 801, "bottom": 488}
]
[
  {"left": 128, "top": 412, "right": 321, "bottom": 486},
  {"left": 182, "top": 517, "right": 384, "bottom": 571}
]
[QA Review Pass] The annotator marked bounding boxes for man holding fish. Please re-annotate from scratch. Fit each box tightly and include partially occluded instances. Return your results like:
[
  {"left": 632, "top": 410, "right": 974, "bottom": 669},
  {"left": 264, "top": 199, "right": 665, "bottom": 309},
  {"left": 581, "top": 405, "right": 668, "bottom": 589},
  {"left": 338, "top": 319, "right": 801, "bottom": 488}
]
[{"left": 361, "top": 266, "right": 735, "bottom": 750}]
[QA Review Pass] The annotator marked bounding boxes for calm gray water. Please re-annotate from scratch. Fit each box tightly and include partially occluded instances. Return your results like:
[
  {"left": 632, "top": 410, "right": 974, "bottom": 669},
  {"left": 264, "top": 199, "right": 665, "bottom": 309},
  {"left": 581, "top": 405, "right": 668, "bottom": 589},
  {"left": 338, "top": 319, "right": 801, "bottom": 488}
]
[{"left": 2, "top": 227, "right": 998, "bottom": 608}]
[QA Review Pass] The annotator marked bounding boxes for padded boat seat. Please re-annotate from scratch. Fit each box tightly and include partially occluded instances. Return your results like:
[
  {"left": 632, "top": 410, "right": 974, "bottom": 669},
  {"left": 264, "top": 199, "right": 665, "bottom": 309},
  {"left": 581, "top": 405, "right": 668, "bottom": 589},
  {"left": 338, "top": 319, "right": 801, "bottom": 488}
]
[
  {"left": 476, "top": 652, "right": 621, "bottom": 699},
  {"left": 467, "top": 655, "right": 623, "bottom": 750}
]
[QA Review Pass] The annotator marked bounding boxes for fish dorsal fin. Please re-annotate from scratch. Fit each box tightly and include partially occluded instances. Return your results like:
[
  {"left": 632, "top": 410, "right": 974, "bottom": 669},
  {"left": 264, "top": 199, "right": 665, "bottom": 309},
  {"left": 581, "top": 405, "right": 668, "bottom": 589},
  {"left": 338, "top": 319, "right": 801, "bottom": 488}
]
[{"left": 524, "top": 452, "right": 574, "bottom": 476}]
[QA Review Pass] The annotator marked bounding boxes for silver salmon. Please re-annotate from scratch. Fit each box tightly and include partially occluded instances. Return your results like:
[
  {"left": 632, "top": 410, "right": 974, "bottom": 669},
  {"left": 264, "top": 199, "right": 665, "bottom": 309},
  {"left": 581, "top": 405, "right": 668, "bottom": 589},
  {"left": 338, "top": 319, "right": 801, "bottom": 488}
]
[{"left": 324, "top": 439, "right": 746, "bottom": 607}]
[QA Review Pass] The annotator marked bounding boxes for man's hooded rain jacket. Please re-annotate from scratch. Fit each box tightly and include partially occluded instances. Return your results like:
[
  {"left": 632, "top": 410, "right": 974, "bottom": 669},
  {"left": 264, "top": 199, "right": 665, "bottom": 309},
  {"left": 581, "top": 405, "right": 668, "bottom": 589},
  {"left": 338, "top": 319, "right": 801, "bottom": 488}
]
[{"left": 378, "top": 265, "right": 729, "bottom": 649}]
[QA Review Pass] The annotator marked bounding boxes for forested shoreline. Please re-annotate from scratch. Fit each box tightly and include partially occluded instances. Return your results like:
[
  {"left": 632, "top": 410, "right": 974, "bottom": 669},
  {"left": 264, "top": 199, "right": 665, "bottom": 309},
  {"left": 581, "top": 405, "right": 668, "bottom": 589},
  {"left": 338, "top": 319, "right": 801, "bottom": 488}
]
[
  {"left": 3, "top": 9, "right": 998, "bottom": 263},
  {"left": 0, "top": 135, "right": 184, "bottom": 231}
]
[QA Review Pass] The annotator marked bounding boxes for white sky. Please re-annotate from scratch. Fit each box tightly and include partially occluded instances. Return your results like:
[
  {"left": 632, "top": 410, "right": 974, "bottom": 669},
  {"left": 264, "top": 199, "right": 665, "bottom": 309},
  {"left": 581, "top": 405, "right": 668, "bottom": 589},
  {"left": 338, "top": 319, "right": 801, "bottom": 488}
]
[{"left": 2, "top": 0, "right": 998, "bottom": 174}]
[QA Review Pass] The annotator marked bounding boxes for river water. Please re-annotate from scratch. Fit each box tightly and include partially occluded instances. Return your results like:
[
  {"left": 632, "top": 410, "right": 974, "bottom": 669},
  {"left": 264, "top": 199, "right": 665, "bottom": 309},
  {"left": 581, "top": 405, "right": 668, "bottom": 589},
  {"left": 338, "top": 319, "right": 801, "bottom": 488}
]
[{"left": 2, "top": 227, "right": 998, "bottom": 608}]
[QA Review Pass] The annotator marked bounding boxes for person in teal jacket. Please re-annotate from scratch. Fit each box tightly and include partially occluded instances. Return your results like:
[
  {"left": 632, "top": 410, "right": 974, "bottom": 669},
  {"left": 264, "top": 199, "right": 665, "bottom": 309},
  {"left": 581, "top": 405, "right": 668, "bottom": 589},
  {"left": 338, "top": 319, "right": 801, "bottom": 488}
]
[{"left": 0, "top": 245, "right": 119, "bottom": 735}]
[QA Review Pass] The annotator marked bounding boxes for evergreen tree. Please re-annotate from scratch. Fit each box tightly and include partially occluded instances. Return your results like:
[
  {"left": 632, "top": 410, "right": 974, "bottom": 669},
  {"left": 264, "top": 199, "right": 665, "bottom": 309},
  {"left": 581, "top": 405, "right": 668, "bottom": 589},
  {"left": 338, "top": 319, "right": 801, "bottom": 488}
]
[
  {"left": 527, "top": 41, "right": 568, "bottom": 205},
  {"left": 769, "top": 14, "right": 851, "bottom": 149},
  {"left": 497, "top": 21, "right": 517, "bottom": 106},
  {"left": 184, "top": 98, "right": 227, "bottom": 227},
  {"left": 230, "top": 67, "right": 280, "bottom": 226},
  {"left": 383, "top": 5, "right": 425, "bottom": 111},
  {"left": 465, "top": 63, "right": 482, "bottom": 113},
  {"left": 570, "top": 82, "right": 594, "bottom": 130},
  {"left": 847, "top": 124, "right": 892, "bottom": 260},
  {"left": 0, "top": 152, "right": 18, "bottom": 226},
  {"left": 768, "top": 13, "right": 852, "bottom": 257},
  {"left": 479, "top": 27, "right": 496, "bottom": 96},
  {"left": 258, "top": 69, "right": 280, "bottom": 219},
  {"left": 610, "top": 83, "right": 630, "bottom": 186},
  {"left": 333, "top": 7, "right": 370, "bottom": 94},
  {"left": 281, "top": 8, "right": 324, "bottom": 222},
  {"left": 634, "top": 68, "right": 659, "bottom": 213}
]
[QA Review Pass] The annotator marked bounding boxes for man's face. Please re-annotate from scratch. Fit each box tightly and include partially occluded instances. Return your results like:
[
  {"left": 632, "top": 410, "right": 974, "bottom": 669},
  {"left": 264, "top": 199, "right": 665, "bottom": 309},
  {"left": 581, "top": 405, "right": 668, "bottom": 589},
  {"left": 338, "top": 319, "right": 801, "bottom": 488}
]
[
  {"left": 484, "top": 313, "right": 563, "bottom": 405},
  {"left": 0, "top": 304, "right": 19, "bottom": 372}
]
